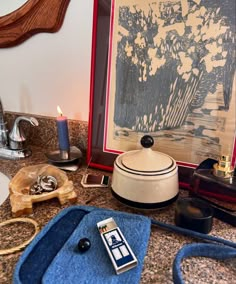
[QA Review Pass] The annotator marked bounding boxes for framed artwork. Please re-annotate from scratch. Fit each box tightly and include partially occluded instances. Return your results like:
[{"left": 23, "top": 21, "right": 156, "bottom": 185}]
[{"left": 87, "top": 0, "right": 236, "bottom": 187}]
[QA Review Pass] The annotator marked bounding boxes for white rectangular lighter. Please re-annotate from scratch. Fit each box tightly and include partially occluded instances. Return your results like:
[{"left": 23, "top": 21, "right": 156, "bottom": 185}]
[{"left": 97, "top": 217, "right": 138, "bottom": 274}]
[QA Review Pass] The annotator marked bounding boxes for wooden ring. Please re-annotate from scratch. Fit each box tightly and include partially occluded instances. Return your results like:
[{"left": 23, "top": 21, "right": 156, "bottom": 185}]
[{"left": 0, "top": 218, "right": 40, "bottom": 255}]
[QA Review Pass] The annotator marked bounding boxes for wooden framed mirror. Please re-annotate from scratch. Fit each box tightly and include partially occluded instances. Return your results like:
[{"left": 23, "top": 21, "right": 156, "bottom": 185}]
[{"left": 0, "top": 0, "right": 71, "bottom": 48}]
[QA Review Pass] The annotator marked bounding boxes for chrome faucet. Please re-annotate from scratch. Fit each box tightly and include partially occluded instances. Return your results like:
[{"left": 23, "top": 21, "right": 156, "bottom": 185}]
[{"left": 0, "top": 99, "right": 39, "bottom": 159}]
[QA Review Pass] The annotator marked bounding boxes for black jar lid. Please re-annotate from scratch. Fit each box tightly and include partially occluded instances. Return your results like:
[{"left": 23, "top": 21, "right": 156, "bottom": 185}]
[{"left": 175, "top": 197, "right": 214, "bottom": 234}]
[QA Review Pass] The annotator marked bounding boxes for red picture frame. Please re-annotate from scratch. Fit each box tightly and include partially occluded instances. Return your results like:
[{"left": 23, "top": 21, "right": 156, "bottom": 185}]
[{"left": 87, "top": 0, "right": 236, "bottom": 189}]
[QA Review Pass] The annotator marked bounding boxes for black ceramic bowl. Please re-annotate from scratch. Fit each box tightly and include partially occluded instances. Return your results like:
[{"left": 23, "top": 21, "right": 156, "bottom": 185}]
[{"left": 175, "top": 198, "right": 214, "bottom": 234}]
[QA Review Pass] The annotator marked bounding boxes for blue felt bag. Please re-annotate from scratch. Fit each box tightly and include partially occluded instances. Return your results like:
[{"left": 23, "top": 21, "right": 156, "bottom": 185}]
[{"left": 13, "top": 206, "right": 236, "bottom": 284}]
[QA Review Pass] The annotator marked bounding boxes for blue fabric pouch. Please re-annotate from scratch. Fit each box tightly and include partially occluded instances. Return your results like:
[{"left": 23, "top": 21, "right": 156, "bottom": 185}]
[
  {"left": 13, "top": 206, "right": 151, "bottom": 284},
  {"left": 13, "top": 205, "right": 236, "bottom": 284}
]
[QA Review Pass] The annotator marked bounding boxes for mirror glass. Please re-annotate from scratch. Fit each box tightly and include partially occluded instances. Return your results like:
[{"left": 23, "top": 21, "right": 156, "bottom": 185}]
[{"left": 0, "top": 0, "right": 28, "bottom": 17}]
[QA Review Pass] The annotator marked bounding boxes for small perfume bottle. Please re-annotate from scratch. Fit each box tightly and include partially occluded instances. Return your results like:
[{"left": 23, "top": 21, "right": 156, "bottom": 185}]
[{"left": 213, "top": 154, "right": 234, "bottom": 179}]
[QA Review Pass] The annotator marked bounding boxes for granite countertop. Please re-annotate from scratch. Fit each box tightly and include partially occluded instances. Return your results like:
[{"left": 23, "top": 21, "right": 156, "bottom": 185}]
[{"left": 0, "top": 146, "right": 235, "bottom": 284}]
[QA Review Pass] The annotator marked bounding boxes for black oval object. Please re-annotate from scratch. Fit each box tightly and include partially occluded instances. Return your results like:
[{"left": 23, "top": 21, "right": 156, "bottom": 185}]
[
  {"left": 175, "top": 198, "right": 214, "bottom": 234},
  {"left": 77, "top": 238, "right": 91, "bottom": 252},
  {"left": 140, "top": 135, "right": 154, "bottom": 148}
]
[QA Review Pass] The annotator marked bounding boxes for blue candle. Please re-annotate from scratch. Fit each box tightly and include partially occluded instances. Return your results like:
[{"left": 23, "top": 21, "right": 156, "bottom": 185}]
[{"left": 56, "top": 106, "right": 70, "bottom": 151}]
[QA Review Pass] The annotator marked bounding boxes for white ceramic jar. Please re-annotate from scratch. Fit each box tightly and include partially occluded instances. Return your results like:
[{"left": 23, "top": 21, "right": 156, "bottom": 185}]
[{"left": 111, "top": 135, "right": 179, "bottom": 209}]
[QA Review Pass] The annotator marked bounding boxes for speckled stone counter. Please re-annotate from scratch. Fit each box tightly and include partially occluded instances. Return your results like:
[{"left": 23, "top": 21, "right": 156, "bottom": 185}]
[
  {"left": 0, "top": 112, "right": 236, "bottom": 283},
  {"left": 0, "top": 146, "right": 235, "bottom": 284}
]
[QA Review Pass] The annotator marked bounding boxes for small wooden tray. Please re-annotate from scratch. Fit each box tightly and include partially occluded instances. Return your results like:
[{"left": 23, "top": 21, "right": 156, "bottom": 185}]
[{"left": 9, "top": 164, "right": 77, "bottom": 217}]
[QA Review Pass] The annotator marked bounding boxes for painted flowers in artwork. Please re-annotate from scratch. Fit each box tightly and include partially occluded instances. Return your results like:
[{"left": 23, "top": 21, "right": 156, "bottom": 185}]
[{"left": 113, "top": 0, "right": 235, "bottom": 132}]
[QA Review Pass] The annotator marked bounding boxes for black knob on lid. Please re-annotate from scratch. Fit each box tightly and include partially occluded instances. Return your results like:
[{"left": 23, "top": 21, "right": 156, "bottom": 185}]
[{"left": 140, "top": 135, "right": 154, "bottom": 148}]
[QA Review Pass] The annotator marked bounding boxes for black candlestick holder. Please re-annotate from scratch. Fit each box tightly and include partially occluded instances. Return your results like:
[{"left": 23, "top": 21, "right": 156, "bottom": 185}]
[{"left": 45, "top": 146, "right": 82, "bottom": 164}]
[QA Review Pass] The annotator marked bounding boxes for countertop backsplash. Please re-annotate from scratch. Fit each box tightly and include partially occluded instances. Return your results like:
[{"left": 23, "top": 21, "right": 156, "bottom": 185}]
[{"left": 5, "top": 112, "right": 88, "bottom": 156}]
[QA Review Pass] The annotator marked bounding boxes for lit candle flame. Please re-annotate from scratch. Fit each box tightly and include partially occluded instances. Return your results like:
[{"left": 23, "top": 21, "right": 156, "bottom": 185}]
[{"left": 57, "top": 106, "right": 63, "bottom": 116}]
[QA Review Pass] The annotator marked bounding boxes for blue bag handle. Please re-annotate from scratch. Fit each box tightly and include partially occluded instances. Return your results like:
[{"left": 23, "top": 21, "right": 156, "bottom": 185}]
[{"left": 151, "top": 219, "right": 236, "bottom": 284}]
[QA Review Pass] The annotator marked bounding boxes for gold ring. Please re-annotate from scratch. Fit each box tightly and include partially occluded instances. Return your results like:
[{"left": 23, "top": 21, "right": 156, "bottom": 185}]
[{"left": 0, "top": 218, "right": 40, "bottom": 255}]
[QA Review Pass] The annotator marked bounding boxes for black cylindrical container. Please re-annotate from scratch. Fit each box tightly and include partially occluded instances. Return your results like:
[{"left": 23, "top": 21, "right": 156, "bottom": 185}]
[{"left": 175, "top": 198, "right": 214, "bottom": 234}]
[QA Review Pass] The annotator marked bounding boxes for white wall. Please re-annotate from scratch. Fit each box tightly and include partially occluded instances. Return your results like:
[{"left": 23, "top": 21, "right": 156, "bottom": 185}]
[{"left": 0, "top": 0, "right": 94, "bottom": 121}]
